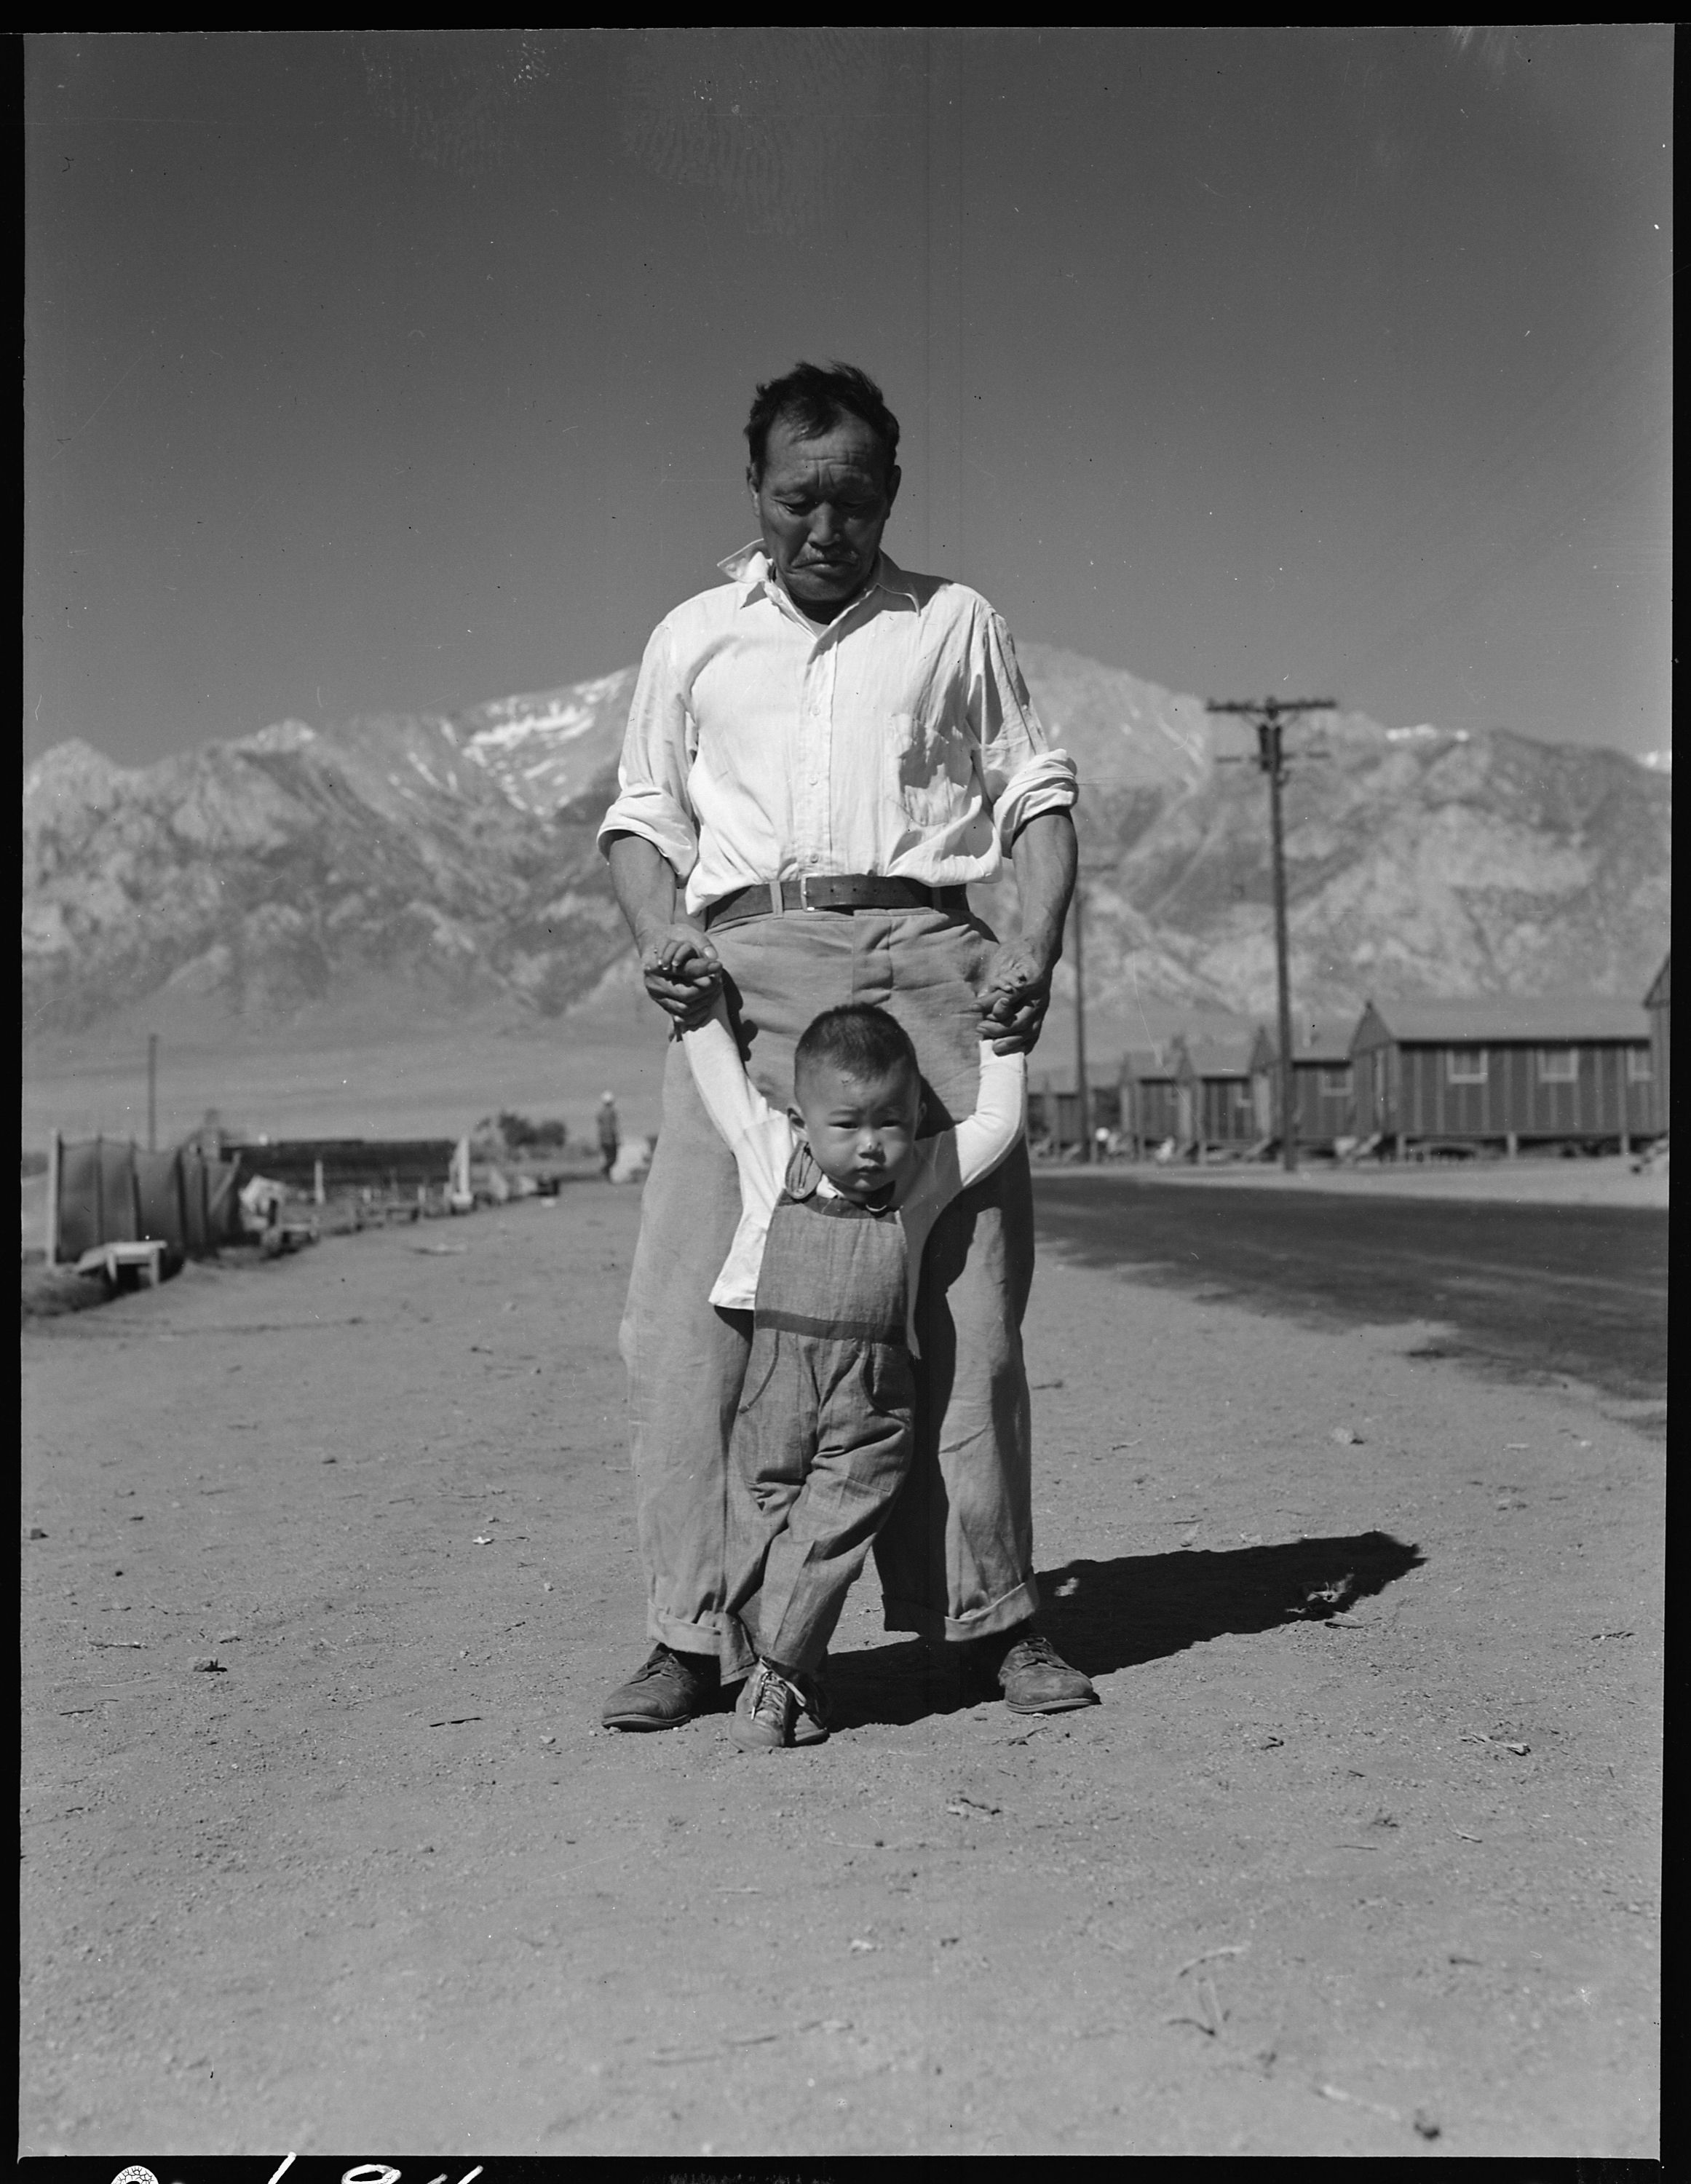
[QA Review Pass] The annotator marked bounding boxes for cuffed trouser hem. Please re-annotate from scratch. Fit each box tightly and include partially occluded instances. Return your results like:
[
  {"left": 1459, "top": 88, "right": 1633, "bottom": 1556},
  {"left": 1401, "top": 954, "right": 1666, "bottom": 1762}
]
[
  {"left": 879, "top": 1574, "right": 1040, "bottom": 1646},
  {"left": 718, "top": 1616, "right": 757, "bottom": 1682},
  {"left": 646, "top": 1606, "right": 756, "bottom": 1679}
]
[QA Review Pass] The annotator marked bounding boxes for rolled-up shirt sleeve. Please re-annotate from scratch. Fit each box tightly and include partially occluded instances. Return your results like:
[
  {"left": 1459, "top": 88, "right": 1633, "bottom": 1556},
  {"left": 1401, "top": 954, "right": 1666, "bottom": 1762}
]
[
  {"left": 970, "top": 610, "right": 1079, "bottom": 851},
  {"left": 596, "top": 621, "right": 700, "bottom": 881}
]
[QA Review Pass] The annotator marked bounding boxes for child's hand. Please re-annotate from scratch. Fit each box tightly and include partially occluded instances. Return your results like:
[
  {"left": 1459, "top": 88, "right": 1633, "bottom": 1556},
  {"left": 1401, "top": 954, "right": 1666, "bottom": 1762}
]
[
  {"left": 652, "top": 931, "right": 720, "bottom": 984},
  {"left": 641, "top": 925, "right": 723, "bottom": 1025},
  {"left": 980, "top": 939, "right": 1054, "bottom": 1053}
]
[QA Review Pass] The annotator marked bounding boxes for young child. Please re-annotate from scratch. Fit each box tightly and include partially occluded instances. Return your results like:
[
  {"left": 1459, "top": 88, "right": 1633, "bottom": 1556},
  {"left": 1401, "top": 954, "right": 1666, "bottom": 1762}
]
[{"left": 668, "top": 957, "right": 1026, "bottom": 1751}]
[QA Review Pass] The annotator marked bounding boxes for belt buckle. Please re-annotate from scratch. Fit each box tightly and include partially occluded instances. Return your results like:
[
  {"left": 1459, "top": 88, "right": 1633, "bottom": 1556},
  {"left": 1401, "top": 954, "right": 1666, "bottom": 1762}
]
[{"left": 798, "top": 873, "right": 812, "bottom": 911}]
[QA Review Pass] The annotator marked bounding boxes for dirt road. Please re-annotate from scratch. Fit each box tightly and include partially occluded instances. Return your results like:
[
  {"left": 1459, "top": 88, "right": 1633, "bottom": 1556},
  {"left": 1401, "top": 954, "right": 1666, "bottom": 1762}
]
[{"left": 20, "top": 1183, "right": 1660, "bottom": 2159}]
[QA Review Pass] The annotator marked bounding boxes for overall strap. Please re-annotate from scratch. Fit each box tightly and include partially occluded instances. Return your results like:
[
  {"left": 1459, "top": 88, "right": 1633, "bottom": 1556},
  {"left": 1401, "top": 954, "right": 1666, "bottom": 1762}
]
[{"left": 783, "top": 1139, "right": 824, "bottom": 1202}]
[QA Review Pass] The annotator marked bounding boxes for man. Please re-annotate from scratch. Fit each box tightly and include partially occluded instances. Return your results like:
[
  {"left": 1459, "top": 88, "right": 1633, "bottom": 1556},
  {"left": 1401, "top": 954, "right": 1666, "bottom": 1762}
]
[
  {"left": 597, "top": 361, "right": 1096, "bottom": 1728},
  {"left": 596, "top": 1092, "right": 620, "bottom": 1181}
]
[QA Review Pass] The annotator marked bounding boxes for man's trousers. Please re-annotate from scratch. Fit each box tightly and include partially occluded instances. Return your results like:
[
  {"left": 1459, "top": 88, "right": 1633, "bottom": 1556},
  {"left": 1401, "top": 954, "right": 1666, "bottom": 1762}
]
[{"left": 618, "top": 906, "right": 1039, "bottom": 1677}]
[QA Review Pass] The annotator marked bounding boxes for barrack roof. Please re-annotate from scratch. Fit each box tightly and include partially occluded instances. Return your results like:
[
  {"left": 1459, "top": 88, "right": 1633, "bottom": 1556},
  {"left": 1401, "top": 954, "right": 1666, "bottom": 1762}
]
[{"left": 1363, "top": 997, "right": 1650, "bottom": 1043}]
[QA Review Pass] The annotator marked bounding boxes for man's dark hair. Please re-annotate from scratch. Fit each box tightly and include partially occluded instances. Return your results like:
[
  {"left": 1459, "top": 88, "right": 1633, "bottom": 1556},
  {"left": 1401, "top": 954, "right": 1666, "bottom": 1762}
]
[
  {"left": 745, "top": 362, "right": 900, "bottom": 484},
  {"left": 794, "top": 1002, "right": 920, "bottom": 1093}
]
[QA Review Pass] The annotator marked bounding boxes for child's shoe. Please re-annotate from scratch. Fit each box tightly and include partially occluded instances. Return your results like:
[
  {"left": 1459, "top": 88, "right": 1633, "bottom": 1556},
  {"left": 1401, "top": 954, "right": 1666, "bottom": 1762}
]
[
  {"left": 732, "top": 1660, "right": 830, "bottom": 1749},
  {"left": 732, "top": 1661, "right": 797, "bottom": 1749}
]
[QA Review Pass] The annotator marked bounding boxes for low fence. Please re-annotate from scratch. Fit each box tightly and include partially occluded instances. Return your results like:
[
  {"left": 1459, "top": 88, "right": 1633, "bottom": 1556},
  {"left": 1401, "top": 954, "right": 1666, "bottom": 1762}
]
[
  {"left": 37, "top": 1133, "right": 540, "bottom": 1268},
  {"left": 223, "top": 1138, "right": 458, "bottom": 1197},
  {"left": 47, "top": 1135, "right": 247, "bottom": 1265}
]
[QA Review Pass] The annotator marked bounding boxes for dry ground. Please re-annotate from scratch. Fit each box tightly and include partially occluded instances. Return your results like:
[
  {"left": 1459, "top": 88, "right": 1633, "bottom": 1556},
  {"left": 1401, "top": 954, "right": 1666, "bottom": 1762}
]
[{"left": 20, "top": 1181, "right": 1660, "bottom": 2159}]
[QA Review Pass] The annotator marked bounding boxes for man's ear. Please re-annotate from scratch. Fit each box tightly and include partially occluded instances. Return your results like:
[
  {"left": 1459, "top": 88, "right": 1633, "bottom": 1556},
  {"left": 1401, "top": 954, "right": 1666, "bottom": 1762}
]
[
  {"left": 786, "top": 1104, "right": 809, "bottom": 1139},
  {"left": 884, "top": 462, "right": 902, "bottom": 513},
  {"left": 746, "top": 464, "right": 760, "bottom": 502}
]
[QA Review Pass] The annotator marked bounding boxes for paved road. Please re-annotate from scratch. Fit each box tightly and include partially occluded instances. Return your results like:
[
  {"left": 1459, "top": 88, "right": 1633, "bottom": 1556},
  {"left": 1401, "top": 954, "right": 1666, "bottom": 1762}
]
[{"left": 1031, "top": 1172, "right": 1668, "bottom": 1409}]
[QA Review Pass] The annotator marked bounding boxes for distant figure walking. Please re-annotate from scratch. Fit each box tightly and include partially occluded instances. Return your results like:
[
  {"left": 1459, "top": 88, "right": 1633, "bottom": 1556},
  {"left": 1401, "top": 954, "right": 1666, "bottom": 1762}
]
[{"left": 597, "top": 1092, "right": 620, "bottom": 1180}]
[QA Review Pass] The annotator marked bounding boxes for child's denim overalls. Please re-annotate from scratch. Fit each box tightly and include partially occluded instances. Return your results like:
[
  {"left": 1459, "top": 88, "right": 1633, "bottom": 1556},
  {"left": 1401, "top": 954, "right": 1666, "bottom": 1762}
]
[{"left": 724, "top": 1143, "right": 917, "bottom": 1677}]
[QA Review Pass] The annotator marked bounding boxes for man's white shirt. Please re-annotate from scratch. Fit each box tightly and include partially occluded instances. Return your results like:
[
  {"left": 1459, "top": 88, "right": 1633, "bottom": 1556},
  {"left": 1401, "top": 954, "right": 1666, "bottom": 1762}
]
[
  {"left": 681, "top": 1008, "right": 1027, "bottom": 1356},
  {"left": 598, "top": 544, "right": 1078, "bottom": 916}
]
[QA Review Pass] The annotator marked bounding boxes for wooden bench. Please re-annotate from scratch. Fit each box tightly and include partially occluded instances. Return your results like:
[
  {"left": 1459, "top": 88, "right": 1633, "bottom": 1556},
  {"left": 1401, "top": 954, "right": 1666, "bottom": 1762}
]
[
  {"left": 74, "top": 1240, "right": 167, "bottom": 1290},
  {"left": 260, "top": 1219, "right": 320, "bottom": 1258}
]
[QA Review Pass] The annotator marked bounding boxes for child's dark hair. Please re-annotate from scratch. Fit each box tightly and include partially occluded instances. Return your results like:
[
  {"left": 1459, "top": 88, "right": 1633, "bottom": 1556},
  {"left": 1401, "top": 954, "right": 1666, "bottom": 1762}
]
[{"left": 794, "top": 1003, "right": 920, "bottom": 1093}]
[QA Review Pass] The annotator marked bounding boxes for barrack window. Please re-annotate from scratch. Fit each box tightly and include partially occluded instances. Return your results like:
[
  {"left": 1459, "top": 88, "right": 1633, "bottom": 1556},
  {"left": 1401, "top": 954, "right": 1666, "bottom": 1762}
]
[
  {"left": 1446, "top": 1050, "right": 1488, "bottom": 1085},
  {"left": 1537, "top": 1048, "right": 1578, "bottom": 1083}
]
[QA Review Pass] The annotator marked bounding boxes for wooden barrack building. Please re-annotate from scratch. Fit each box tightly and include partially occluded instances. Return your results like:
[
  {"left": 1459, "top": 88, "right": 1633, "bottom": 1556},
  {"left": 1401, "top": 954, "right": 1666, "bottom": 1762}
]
[
  {"left": 1277, "top": 1016, "right": 1360, "bottom": 1151},
  {"left": 1643, "top": 954, "right": 1669, "bottom": 1136},
  {"left": 1028, "top": 1062, "right": 1123, "bottom": 1155},
  {"left": 1350, "top": 998, "right": 1657, "bottom": 1155},
  {"left": 1173, "top": 1029, "right": 1275, "bottom": 1156},
  {"left": 1120, "top": 1045, "right": 1181, "bottom": 1155}
]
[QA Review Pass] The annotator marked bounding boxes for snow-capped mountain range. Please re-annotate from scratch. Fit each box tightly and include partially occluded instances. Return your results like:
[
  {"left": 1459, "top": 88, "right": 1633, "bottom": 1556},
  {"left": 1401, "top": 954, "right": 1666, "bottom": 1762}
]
[{"left": 23, "top": 644, "right": 1670, "bottom": 1045}]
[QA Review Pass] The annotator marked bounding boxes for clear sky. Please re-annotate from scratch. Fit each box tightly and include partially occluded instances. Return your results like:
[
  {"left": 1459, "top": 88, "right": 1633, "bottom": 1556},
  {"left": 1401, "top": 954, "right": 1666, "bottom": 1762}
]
[{"left": 25, "top": 28, "right": 1673, "bottom": 772}]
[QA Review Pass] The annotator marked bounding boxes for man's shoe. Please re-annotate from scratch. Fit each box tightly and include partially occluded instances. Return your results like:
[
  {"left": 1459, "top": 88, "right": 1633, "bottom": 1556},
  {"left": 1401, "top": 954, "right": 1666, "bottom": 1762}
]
[
  {"left": 998, "top": 1628, "right": 1098, "bottom": 1712},
  {"left": 601, "top": 1644, "right": 719, "bottom": 1730}
]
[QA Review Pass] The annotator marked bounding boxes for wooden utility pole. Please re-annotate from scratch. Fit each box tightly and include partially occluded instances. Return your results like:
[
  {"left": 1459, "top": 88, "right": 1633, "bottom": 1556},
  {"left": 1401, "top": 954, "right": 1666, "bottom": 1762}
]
[
  {"left": 147, "top": 1032, "right": 159, "bottom": 1152},
  {"left": 1206, "top": 697, "right": 1336, "bottom": 1174},
  {"left": 1072, "top": 879, "right": 1090, "bottom": 1160},
  {"left": 46, "top": 1130, "right": 61, "bottom": 1267},
  {"left": 1069, "top": 847, "right": 1117, "bottom": 1161}
]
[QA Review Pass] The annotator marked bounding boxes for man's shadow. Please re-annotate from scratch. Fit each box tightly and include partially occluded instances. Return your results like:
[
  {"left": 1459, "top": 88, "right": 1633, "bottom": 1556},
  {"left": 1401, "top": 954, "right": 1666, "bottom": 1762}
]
[{"left": 829, "top": 1530, "right": 1424, "bottom": 1730}]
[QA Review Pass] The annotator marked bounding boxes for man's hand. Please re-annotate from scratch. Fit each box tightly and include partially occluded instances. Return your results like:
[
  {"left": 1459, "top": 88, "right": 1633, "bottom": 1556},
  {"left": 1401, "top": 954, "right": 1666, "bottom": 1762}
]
[
  {"left": 985, "top": 809, "right": 1077, "bottom": 1053},
  {"left": 604, "top": 834, "right": 723, "bottom": 1028},
  {"left": 981, "top": 938, "right": 1056, "bottom": 1054},
  {"left": 640, "top": 925, "right": 722, "bottom": 1028}
]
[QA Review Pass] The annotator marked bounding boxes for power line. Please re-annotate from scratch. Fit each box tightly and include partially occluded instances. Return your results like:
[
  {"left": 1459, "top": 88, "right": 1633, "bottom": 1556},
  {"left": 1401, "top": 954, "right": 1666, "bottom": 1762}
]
[{"left": 1207, "top": 697, "right": 1336, "bottom": 1174}]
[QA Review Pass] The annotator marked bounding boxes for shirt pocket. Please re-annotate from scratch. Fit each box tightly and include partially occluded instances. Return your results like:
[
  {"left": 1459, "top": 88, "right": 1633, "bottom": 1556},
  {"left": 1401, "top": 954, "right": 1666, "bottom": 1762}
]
[{"left": 893, "top": 710, "right": 971, "bottom": 826}]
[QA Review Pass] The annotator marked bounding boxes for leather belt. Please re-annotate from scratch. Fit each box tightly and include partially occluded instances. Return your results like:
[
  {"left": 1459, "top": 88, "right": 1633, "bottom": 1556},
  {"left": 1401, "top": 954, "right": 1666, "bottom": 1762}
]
[{"left": 703, "top": 875, "right": 969, "bottom": 931}]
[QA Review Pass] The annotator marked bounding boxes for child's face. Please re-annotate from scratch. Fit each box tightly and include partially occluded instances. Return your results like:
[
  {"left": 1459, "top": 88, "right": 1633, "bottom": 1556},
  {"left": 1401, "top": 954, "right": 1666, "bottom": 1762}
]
[{"left": 791, "top": 1061, "right": 922, "bottom": 1200}]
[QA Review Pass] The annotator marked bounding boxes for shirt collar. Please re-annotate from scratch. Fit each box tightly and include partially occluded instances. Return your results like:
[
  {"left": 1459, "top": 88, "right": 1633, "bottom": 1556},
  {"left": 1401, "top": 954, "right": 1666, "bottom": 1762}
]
[
  {"left": 716, "top": 539, "right": 767, "bottom": 589},
  {"left": 716, "top": 541, "right": 918, "bottom": 614}
]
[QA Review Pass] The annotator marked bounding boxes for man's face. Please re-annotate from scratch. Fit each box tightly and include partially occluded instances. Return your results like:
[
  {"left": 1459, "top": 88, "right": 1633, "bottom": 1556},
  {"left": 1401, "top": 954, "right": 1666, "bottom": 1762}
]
[
  {"left": 791, "top": 1060, "right": 922, "bottom": 1203},
  {"left": 750, "top": 413, "right": 900, "bottom": 618}
]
